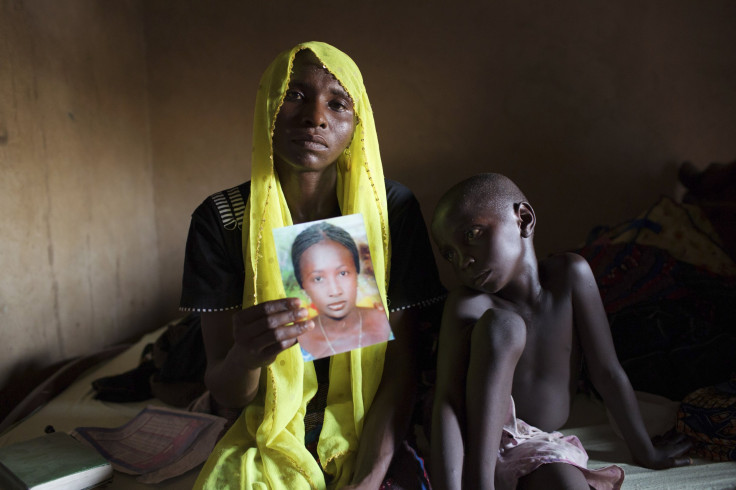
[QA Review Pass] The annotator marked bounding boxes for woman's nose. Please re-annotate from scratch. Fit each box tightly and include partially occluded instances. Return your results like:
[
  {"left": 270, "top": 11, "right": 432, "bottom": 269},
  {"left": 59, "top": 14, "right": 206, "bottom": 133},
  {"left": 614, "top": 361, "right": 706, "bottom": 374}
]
[
  {"left": 327, "top": 277, "right": 343, "bottom": 296},
  {"left": 302, "top": 101, "right": 327, "bottom": 128}
]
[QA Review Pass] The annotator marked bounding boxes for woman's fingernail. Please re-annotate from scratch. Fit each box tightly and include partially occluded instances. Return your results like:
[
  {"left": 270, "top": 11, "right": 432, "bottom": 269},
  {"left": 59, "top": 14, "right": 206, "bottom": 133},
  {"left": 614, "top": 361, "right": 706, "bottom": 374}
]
[{"left": 297, "top": 308, "right": 308, "bottom": 319}]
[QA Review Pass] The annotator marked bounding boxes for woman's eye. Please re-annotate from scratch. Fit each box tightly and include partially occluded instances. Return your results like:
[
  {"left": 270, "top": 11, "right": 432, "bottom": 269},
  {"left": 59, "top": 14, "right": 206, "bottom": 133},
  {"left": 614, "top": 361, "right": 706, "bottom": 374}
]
[
  {"left": 339, "top": 270, "right": 349, "bottom": 276},
  {"left": 443, "top": 251, "right": 455, "bottom": 262},
  {"left": 284, "top": 90, "right": 303, "bottom": 101},
  {"left": 329, "top": 100, "right": 349, "bottom": 112},
  {"left": 312, "top": 276, "right": 323, "bottom": 283}
]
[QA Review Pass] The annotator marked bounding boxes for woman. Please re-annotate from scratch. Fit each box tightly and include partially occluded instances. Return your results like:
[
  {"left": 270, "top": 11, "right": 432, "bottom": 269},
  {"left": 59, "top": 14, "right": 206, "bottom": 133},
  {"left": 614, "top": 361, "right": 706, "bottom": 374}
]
[
  {"left": 180, "top": 42, "right": 444, "bottom": 489},
  {"left": 291, "top": 221, "right": 392, "bottom": 360}
]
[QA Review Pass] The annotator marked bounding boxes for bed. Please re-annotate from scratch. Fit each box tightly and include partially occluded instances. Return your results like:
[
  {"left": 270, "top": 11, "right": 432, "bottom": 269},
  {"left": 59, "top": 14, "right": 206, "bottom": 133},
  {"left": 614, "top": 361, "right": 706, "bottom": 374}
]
[
  {"left": 2, "top": 161, "right": 736, "bottom": 489},
  {"left": 0, "top": 326, "right": 201, "bottom": 489},
  {"left": 1, "top": 327, "right": 735, "bottom": 489}
]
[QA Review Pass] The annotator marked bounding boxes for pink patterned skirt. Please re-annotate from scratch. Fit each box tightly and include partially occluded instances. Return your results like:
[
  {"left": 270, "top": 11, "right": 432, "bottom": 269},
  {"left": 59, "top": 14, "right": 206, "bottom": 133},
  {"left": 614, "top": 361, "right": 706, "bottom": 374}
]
[{"left": 496, "top": 398, "right": 624, "bottom": 490}]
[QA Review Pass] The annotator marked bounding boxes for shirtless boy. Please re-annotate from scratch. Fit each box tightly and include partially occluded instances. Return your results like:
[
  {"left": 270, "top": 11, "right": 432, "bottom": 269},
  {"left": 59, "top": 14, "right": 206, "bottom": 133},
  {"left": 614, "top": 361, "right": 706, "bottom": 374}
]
[{"left": 430, "top": 173, "right": 691, "bottom": 490}]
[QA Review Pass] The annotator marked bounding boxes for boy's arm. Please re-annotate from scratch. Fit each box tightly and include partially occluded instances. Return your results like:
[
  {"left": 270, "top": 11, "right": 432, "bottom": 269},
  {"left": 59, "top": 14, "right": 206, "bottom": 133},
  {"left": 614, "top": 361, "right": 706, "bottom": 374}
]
[
  {"left": 569, "top": 253, "right": 691, "bottom": 469},
  {"left": 431, "top": 291, "right": 474, "bottom": 490},
  {"left": 465, "top": 306, "right": 525, "bottom": 490}
]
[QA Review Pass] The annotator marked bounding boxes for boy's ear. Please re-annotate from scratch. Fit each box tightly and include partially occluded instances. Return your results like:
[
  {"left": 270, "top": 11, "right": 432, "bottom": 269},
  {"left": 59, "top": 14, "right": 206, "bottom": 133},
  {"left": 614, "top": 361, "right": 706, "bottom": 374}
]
[{"left": 515, "top": 202, "right": 536, "bottom": 238}]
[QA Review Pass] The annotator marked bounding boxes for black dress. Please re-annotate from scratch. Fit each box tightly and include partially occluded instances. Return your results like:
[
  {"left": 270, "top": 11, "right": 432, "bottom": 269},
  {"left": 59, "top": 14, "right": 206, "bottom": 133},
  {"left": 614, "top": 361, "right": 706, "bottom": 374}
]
[
  {"left": 179, "top": 179, "right": 445, "bottom": 482},
  {"left": 180, "top": 179, "right": 445, "bottom": 314}
]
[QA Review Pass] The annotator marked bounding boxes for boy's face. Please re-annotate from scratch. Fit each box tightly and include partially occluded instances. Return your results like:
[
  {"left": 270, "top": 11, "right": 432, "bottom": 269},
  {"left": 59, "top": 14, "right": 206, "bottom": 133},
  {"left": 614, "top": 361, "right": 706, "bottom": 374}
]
[
  {"left": 298, "top": 239, "right": 359, "bottom": 320},
  {"left": 432, "top": 201, "right": 524, "bottom": 294}
]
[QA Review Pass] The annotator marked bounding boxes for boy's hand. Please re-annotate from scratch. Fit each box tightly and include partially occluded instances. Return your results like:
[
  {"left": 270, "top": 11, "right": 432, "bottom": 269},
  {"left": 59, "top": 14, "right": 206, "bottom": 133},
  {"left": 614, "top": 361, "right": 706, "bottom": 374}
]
[{"left": 636, "top": 429, "right": 693, "bottom": 469}]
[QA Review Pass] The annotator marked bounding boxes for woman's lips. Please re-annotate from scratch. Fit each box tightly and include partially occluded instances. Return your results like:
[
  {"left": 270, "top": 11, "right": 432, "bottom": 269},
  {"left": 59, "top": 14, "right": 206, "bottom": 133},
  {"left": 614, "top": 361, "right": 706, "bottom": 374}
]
[
  {"left": 327, "top": 301, "right": 347, "bottom": 312},
  {"left": 292, "top": 135, "right": 328, "bottom": 149}
]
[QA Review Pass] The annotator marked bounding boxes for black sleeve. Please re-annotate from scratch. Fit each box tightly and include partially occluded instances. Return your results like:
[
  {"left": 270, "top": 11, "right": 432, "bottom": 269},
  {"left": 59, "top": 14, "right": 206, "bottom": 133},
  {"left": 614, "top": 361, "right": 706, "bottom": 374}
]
[
  {"left": 385, "top": 180, "right": 446, "bottom": 313},
  {"left": 179, "top": 187, "right": 247, "bottom": 312}
]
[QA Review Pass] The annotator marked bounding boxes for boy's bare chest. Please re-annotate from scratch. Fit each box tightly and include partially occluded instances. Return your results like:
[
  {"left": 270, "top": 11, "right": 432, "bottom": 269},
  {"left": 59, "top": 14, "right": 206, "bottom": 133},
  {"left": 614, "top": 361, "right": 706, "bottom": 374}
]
[
  {"left": 509, "top": 290, "right": 576, "bottom": 385},
  {"left": 518, "top": 298, "right": 574, "bottom": 368},
  {"left": 511, "top": 296, "right": 580, "bottom": 429}
]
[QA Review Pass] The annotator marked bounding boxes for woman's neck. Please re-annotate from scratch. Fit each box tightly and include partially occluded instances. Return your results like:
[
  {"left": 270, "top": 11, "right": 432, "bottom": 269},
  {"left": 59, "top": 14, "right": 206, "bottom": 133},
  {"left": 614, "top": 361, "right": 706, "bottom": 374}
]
[
  {"left": 319, "top": 308, "right": 360, "bottom": 332},
  {"left": 278, "top": 166, "right": 341, "bottom": 224}
]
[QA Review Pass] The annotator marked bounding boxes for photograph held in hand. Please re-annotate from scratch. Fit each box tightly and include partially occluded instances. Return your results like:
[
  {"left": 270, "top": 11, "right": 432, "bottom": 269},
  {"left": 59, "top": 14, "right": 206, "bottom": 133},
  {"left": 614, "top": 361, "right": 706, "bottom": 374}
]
[{"left": 273, "top": 214, "right": 393, "bottom": 360}]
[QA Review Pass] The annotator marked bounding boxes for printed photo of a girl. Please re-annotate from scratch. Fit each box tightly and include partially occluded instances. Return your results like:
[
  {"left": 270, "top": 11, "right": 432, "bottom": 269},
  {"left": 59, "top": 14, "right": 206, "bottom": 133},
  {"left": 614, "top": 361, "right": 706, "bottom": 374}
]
[{"left": 273, "top": 214, "right": 393, "bottom": 360}]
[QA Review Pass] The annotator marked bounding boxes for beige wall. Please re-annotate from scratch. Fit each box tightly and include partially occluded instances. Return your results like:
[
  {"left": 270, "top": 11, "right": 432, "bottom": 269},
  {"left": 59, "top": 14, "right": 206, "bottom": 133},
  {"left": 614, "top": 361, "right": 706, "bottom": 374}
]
[
  {"left": 2, "top": 0, "right": 736, "bottom": 392},
  {"left": 0, "top": 0, "right": 163, "bottom": 391},
  {"left": 147, "top": 0, "right": 736, "bottom": 293}
]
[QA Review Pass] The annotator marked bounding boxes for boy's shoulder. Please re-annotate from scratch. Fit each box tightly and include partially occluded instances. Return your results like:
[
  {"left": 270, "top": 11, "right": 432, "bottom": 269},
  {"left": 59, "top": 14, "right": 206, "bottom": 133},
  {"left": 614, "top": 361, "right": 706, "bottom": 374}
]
[
  {"left": 444, "top": 285, "right": 497, "bottom": 322},
  {"left": 539, "top": 252, "right": 593, "bottom": 289},
  {"left": 539, "top": 250, "right": 586, "bottom": 267}
]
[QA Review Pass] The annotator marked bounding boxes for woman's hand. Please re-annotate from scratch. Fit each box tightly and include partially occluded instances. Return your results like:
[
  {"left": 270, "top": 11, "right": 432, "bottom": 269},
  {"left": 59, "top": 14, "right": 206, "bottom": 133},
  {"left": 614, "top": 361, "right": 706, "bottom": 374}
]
[
  {"left": 231, "top": 298, "right": 315, "bottom": 370},
  {"left": 201, "top": 300, "right": 314, "bottom": 408},
  {"left": 634, "top": 429, "right": 693, "bottom": 469}
]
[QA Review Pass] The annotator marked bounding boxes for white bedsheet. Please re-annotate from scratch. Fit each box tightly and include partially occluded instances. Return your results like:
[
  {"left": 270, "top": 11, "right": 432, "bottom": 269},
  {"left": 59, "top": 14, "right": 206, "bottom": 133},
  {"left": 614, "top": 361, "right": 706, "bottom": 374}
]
[{"left": 561, "top": 393, "right": 736, "bottom": 489}]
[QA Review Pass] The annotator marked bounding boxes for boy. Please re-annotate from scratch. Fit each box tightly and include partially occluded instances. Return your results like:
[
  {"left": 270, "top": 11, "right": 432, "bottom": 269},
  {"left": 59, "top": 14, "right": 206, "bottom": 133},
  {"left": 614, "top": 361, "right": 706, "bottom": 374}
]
[{"left": 430, "top": 173, "right": 691, "bottom": 490}]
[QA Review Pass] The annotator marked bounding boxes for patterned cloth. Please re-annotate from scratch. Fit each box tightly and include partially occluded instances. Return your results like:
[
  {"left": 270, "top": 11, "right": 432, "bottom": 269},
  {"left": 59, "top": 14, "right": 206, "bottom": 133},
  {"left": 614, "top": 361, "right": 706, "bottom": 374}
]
[
  {"left": 676, "top": 375, "right": 736, "bottom": 462},
  {"left": 496, "top": 398, "right": 624, "bottom": 490},
  {"left": 575, "top": 197, "right": 736, "bottom": 400}
]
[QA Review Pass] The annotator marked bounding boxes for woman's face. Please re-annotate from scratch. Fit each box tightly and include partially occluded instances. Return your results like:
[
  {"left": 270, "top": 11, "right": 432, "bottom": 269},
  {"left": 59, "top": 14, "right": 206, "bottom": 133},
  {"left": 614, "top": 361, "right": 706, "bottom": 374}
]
[
  {"left": 298, "top": 239, "right": 358, "bottom": 321},
  {"left": 272, "top": 50, "right": 356, "bottom": 175}
]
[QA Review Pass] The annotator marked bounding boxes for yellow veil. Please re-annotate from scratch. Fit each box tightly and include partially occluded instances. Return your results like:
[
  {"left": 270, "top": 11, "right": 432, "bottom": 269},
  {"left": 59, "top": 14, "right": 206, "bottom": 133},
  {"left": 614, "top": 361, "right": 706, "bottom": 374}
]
[{"left": 195, "top": 42, "right": 391, "bottom": 489}]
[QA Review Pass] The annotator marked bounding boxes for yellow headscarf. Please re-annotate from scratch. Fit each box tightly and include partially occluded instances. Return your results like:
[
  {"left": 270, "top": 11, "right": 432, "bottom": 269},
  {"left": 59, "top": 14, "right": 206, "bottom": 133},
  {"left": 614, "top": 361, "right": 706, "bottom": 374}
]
[{"left": 195, "top": 42, "right": 391, "bottom": 490}]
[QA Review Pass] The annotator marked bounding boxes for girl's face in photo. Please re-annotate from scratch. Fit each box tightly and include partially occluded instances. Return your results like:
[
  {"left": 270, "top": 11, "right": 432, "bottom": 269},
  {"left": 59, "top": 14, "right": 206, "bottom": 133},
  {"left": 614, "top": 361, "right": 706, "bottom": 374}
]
[{"left": 298, "top": 239, "right": 358, "bottom": 320}]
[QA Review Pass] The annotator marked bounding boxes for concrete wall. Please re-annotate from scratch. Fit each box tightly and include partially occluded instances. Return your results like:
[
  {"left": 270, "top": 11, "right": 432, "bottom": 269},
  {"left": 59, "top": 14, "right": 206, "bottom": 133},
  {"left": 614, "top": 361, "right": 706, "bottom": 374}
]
[
  {"left": 0, "top": 0, "right": 163, "bottom": 392},
  {"left": 2, "top": 0, "right": 735, "bottom": 394}
]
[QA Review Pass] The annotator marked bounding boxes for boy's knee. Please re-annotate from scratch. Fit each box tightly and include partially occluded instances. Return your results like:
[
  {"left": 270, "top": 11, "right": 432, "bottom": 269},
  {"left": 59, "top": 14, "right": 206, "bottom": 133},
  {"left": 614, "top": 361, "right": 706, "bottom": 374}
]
[{"left": 472, "top": 308, "right": 526, "bottom": 358}]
